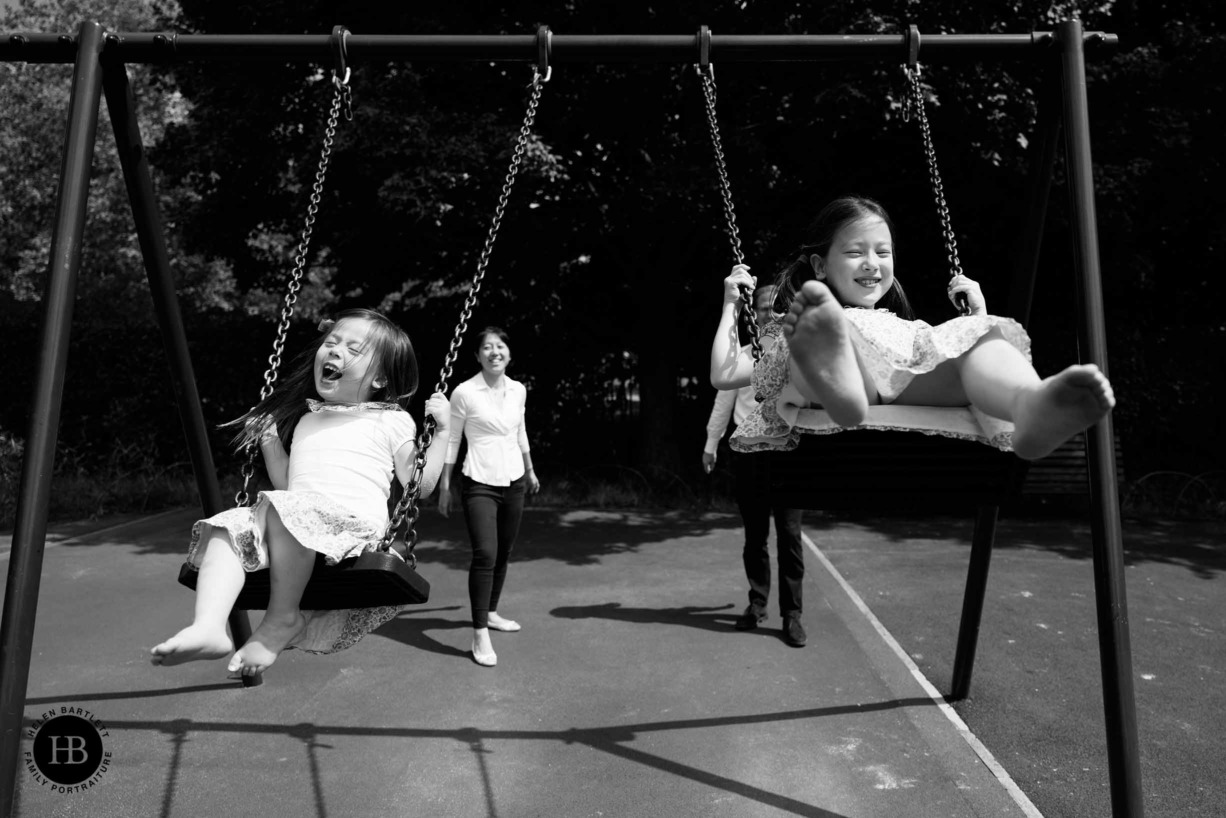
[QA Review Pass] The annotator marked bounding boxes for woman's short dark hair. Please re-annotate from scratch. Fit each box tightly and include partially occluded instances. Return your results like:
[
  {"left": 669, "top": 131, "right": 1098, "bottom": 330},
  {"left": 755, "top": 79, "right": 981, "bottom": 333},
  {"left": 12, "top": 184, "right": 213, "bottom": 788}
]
[{"left": 473, "top": 326, "right": 511, "bottom": 353}]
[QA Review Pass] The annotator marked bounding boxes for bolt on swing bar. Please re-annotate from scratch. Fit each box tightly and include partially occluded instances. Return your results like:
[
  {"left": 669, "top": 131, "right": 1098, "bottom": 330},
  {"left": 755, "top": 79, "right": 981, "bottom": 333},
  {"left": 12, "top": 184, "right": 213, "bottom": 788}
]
[{"left": 0, "top": 30, "right": 1117, "bottom": 65}]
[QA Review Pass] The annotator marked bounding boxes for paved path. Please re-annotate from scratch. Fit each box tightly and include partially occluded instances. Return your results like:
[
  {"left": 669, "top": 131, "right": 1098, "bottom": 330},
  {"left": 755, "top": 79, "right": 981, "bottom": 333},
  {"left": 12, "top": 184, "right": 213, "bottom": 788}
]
[{"left": 3, "top": 507, "right": 1038, "bottom": 817}]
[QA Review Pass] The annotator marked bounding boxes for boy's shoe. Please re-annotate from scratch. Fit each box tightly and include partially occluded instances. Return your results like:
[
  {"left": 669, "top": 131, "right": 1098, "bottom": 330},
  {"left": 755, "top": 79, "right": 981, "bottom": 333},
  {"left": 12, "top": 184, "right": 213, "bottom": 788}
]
[
  {"left": 781, "top": 612, "right": 807, "bottom": 647},
  {"left": 734, "top": 604, "right": 768, "bottom": 631}
]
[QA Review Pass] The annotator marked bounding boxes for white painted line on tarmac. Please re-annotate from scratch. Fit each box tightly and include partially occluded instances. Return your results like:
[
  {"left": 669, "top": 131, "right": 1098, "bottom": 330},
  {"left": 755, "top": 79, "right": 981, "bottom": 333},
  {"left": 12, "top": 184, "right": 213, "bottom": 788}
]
[
  {"left": 0, "top": 507, "right": 189, "bottom": 562},
  {"left": 802, "top": 531, "right": 1045, "bottom": 818}
]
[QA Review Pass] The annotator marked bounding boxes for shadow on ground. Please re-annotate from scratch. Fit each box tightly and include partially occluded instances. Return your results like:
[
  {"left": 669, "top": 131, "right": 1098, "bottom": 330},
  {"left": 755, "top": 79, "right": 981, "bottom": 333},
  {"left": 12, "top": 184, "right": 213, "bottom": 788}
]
[
  {"left": 51, "top": 507, "right": 748, "bottom": 568},
  {"left": 37, "top": 504, "right": 1226, "bottom": 580},
  {"left": 20, "top": 698, "right": 941, "bottom": 818},
  {"left": 804, "top": 511, "right": 1226, "bottom": 579}
]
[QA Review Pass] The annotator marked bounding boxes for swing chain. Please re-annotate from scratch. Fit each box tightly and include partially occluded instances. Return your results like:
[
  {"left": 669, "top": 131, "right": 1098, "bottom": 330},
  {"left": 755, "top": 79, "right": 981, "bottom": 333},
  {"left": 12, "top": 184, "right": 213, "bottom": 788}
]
[
  {"left": 333, "top": 68, "right": 353, "bottom": 122},
  {"left": 380, "top": 70, "right": 548, "bottom": 559},
  {"left": 696, "top": 65, "right": 762, "bottom": 362},
  {"left": 234, "top": 70, "right": 351, "bottom": 507},
  {"left": 902, "top": 64, "right": 967, "bottom": 303}
]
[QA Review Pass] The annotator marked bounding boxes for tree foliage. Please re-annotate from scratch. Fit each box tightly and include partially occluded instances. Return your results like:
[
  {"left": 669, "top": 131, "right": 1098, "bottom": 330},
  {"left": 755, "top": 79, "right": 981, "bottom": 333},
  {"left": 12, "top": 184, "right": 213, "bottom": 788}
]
[
  {"left": 2, "top": 0, "right": 1222, "bottom": 483},
  {"left": 0, "top": 0, "right": 250, "bottom": 465}
]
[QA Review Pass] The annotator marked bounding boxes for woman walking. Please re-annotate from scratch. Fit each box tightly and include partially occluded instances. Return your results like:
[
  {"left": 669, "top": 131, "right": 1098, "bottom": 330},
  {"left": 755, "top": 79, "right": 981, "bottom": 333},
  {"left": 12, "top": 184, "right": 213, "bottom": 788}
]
[{"left": 438, "top": 327, "right": 539, "bottom": 667}]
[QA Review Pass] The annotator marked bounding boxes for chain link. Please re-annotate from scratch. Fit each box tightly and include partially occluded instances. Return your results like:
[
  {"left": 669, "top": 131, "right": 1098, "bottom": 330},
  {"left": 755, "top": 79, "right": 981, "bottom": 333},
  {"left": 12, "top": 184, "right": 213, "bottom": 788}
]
[
  {"left": 234, "top": 75, "right": 349, "bottom": 507},
  {"left": 381, "top": 71, "right": 548, "bottom": 562},
  {"left": 696, "top": 67, "right": 762, "bottom": 362},
  {"left": 903, "top": 65, "right": 968, "bottom": 314}
]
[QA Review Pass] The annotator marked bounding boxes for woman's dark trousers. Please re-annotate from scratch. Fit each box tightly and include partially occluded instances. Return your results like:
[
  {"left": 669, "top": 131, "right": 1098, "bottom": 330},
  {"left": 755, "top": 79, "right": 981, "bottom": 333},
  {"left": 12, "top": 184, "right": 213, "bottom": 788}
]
[{"left": 462, "top": 475, "right": 527, "bottom": 628}]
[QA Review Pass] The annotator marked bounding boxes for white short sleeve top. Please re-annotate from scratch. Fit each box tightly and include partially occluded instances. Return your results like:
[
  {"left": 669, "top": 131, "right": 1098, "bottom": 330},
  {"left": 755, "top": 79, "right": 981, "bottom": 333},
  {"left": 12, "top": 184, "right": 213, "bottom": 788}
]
[{"left": 286, "top": 403, "right": 417, "bottom": 525}]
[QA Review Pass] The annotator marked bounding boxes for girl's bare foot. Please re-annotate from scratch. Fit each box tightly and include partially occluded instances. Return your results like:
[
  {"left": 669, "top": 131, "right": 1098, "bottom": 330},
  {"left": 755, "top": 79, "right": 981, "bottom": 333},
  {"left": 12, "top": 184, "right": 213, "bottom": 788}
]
[
  {"left": 151, "top": 625, "right": 234, "bottom": 666},
  {"left": 472, "top": 627, "right": 497, "bottom": 667},
  {"left": 1011, "top": 364, "right": 1115, "bottom": 460},
  {"left": 784, "top": 281, "right": 868, "bottom": 426},
  {"left": 227, "top": 611, "right": 307, "bottom": 676}
]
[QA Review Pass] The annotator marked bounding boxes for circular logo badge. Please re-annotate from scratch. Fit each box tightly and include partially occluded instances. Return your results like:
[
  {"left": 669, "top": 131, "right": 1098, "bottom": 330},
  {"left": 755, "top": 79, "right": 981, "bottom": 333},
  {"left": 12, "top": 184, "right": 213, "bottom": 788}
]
[{"left": 29, "top": 712, "right": 109, "bottom": 789}]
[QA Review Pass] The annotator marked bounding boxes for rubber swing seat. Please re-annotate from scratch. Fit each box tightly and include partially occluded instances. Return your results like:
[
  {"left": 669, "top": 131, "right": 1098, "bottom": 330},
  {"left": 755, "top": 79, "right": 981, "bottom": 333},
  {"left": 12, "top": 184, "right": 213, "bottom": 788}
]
[{"left": 177, "top": 543, "right": 430, "bottom": 610}]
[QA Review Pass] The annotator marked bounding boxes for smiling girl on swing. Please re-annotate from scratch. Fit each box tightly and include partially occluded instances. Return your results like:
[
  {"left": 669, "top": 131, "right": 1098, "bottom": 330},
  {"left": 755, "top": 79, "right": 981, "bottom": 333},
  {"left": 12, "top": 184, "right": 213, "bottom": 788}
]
[{"left": 711, "top": 196, "right": 1115, "bottom": 460}]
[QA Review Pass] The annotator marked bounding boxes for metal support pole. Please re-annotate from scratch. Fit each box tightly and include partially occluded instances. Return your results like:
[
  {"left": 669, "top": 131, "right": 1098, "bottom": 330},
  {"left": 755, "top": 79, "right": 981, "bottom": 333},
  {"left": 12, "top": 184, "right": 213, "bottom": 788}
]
[
  {"left": 1057, "top": 19, "right": 1143, "bottom": 818},
  {"left": 0, "top": 21, "right": 106, "bottom": 815},
  {"left": 950, "top": 504, "right": 998, "bottom": 700},
  {"left": 1007, "top": 68, "right": 1062, "bottom": 328},
  {"left": 1001, "top": 68, "right": 1063, "bottom": 503},
  {"left": 100, "top": 56, "right": 260, "bottom": 687}
]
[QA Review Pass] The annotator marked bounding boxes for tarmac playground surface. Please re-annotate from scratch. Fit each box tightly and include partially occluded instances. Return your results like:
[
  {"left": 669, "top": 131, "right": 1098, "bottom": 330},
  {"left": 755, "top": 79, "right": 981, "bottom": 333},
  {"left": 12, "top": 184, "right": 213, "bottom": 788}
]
[{"left": 3, "top": 505, "right": 1222, "bottom": 817}]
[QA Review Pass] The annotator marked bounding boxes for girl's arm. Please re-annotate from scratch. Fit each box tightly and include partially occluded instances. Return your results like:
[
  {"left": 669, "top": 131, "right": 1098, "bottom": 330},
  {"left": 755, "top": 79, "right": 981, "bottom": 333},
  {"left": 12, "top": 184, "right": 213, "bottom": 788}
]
[
  {"left": 710, "top": 265, "right": 757, "bottom": 390},
  {"left": 393, "top": 393, "right": 451, "bottom": 497},
  {"left": 260, "top": 432, "right": 290, "bottom": 490}
]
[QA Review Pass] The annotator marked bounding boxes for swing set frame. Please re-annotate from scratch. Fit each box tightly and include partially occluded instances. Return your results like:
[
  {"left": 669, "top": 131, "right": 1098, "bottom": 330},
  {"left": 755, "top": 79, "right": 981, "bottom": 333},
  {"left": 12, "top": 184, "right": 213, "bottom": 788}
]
[{"left": 0, "top": 21, "right": 1141, "bottom": 817}]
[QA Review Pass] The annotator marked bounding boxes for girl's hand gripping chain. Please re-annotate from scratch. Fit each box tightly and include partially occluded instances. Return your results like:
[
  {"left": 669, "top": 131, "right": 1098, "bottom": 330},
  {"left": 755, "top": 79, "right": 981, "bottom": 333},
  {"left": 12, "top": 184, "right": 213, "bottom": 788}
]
[
  {"left": 423, "top": 392, "right": 450, "bottom": 431},
  {"left": 725, "top": 264, "right": 756, "bottom": 305},
  {"left": 947, "top": 274, "right": 986, "bottom": 316}
]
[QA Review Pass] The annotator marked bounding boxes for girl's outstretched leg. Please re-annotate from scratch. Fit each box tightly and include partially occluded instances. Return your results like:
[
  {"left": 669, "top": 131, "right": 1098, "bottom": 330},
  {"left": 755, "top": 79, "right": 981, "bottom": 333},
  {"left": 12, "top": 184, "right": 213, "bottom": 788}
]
[
  {"left": 228, "top": 507, "right": 312, "bottom": 675},
  {"left": 947, "top": 331, "right": 1115, "bottom": 460},
  {"left": 151, "top": 532, "right": 242, "bottom": 665},
  {"left": 783, "top": 280, "right": 869, "bottom": 426}
]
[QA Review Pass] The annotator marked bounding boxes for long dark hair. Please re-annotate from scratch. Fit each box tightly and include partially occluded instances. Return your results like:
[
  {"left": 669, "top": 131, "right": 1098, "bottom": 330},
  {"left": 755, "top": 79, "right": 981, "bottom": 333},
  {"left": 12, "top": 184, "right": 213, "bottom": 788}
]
[
  {"left": 771, "top": 196, "right": 915, "bottom": 320},
  {"left": 229, "top": 308, "right": 419, "bottom": 452}
]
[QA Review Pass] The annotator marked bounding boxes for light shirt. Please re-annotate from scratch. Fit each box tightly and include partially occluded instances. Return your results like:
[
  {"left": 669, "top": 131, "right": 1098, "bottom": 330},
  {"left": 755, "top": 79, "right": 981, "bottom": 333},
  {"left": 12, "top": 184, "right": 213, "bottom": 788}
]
[
  {"left": 285, "top": 404, "right": 417, "bottom": 526},
  {"left": 446, "top": 373, "right": 531, "bottom": 487},
  {"left": 704, "top": 342, "right": 761, "bottom": 454},
  {"left": 704, "top": 384, "right": 759, "bottom": 454}
]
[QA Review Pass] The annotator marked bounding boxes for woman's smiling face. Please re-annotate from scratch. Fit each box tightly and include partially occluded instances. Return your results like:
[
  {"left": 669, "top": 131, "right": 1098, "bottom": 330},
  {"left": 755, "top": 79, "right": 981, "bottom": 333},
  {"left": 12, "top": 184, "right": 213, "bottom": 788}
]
[
  {"left": 814, "top": 216, "right": 896, "bottom": 308},
  {"left": 476, "top": 332, "right": 510, "bottom": 376}
]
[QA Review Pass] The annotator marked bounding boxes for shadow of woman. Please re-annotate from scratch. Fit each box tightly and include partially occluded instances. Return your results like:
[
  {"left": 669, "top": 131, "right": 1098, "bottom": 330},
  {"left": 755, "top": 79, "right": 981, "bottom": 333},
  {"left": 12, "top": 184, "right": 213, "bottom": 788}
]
[
  {"left": 550, "top": 601, "right": 742, "bottom": 633},
  {"left": 372, "top": 605, "right": 471, "bottom": 658}
]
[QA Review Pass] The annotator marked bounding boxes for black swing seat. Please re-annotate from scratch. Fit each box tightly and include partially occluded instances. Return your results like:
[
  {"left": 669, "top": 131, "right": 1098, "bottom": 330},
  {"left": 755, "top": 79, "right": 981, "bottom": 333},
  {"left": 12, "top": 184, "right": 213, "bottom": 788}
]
[
  {"left": 177, "top": 542, "right": 430, "bottom": 610},
  {"left": 763, "top": 428, "right": 1026, "bottom": 512}
]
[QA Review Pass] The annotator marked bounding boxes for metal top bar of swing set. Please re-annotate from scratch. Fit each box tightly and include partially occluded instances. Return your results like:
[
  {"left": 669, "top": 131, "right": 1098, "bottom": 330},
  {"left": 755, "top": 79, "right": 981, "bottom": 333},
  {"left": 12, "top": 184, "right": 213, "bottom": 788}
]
[{"left": 0, "top": 30, "right": 1118, "bottom": 65}]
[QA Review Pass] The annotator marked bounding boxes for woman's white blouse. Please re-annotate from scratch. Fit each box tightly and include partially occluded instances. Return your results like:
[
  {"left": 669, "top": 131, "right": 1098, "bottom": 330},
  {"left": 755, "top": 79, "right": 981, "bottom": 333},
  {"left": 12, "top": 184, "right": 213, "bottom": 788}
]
[{"left": 446, "top": 374, "right": 531, "bottom": 486}]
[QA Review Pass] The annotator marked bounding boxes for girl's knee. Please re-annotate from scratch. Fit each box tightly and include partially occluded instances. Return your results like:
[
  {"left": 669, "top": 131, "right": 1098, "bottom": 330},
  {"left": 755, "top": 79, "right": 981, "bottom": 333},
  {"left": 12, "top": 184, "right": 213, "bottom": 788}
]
[{"left": 200, "top": 532, "right": 240, "bottom": 565}]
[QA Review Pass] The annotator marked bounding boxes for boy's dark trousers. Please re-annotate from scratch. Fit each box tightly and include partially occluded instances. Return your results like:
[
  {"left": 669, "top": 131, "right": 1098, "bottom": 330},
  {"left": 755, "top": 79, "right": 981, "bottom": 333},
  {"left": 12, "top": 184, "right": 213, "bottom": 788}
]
[{"left": 730, "top": 446, "right": 804, "bottom": 614}]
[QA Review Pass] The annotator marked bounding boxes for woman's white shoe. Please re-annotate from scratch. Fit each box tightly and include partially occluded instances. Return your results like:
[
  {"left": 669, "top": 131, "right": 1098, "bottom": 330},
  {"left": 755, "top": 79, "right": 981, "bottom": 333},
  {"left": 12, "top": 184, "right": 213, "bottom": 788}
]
[
  {"left": 487, "top": 612, "right": 521, "bottom": 633},
  {"left": 472, "top": 629, "right": 497, "bottom": 667}
]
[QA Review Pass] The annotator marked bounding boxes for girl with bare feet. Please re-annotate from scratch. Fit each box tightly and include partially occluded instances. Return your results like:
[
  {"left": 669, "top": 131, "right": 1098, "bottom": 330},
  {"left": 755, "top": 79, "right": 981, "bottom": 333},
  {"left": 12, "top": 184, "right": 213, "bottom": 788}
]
[
  {"left": 710, "top": 196, "right": 1114, "bottom": 460},
  {"left": 151, "top": 309, "right": 450, "bottom": 676}
]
